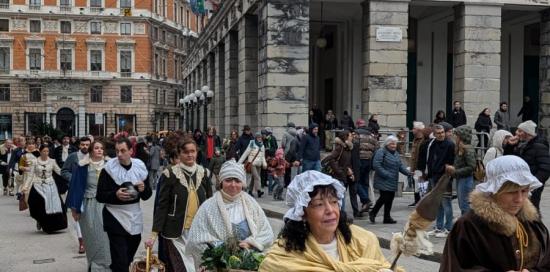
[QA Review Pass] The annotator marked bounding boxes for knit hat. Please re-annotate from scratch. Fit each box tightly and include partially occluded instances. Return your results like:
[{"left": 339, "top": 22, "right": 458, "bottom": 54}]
[
  {"left": 254, "top": 131, "right": 263, "bottom": 138},
  {"left": 518, "top": 120, "right": 537, "bottom": 136},
  {"left": 413, "top": 121, "right": 425, "bottom": 130},
  {"left": 284, "top": 171, "right": 346, "bottom": 221},
  {"left": 383, "top": 135, "right": 399, "bottom": 147},
  {"left": 454, "top": 125, "right": 472, "bottom": 144},
  {"left": 356, "top": 119, "right": 366, "bottom": 127},
  {"left": 265, "top": 127, "right": 273, "bottom": 134},
  {"left": 476, "top": 155, "right": 541, "bottom": 194},
  {"left": 287, "top": 122, "right": 296, "bottom": 128},
  {"left": 219, "top": 159, "right": 247, "bottom": 185},
  {"left": 440, "top": 122, "right": 453, "bottom": 132}
]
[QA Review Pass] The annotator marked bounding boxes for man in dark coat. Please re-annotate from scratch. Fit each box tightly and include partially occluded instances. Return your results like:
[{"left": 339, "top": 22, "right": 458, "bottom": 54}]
[
  {"left": 299, "top": 123, "right": 321, "bottom": 172},
  {"left": 0, "top": 139, "right": 13, "bottom": 195},
  {"left": 449, "top": 101, "right": 467, "bottom": 128},
  {"left": 54, "top": 135, "right": 77, "bottom": 168},
  {"left": 503, "top": 120, "right": 550, "bottom": 211},
  {"left": 234, "top": 125, "right": 254, "bottom": 160}
]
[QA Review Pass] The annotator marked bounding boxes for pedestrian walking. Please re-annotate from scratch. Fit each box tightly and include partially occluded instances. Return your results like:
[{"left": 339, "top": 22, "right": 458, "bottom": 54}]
[
  {"left": 299, "top": 123, "right": 321, "bottom": 172},
  {"left": 235, "top": 125, "right": 254, "bottom": 160},
  {"left": 222, "top": 129, "right": 239, "bottom": 160},
  {"left": 282, "top": 126, "right": 300, "bottom": 187},
  {"left": 494, "top": 102, "right": 511, "bottom": 131},
  {"left": 483, "top": 129, "right": 512, "bottom": 166},
  {"left": 369, "top": 135, "right": 412, "bottom": 224},
  {"left": 268, "top": 148, "right": 288, "bottom": 200},
  {"left": 340, "top": 111, "right": 355, "bottom": 130},
  {"left": 66, "top": 141, "right": 110, "bottom": 271},
  {"left": 449, "top": 101, "right": 467, "bottom": 128},
  {"left": 324, "top": 111, "right": 338, "bottom": 152},
  {"left": 368, "top": 114, "right": 380, "bottom": 139},
  {"left": 54, "top": 135, "right": 77, "bottom": 170},
  {"left": 238, "top": 132, "right": 267, "bottom": 198},
  {"left": 0, "top": 139, "right": 13, "bottom": 196},
  {"left": 96, "top": 137, "right": 152, "bottom": 272},
  {"left": 440, "top": 155, "right": 550, "bottom": 271},
  {"left": 322, "top": 130, "right": 355, "bottom": 213},
  {"left": 503, "top": 120, "right": 550, "bottom": 211},
  {"left": 354, "top": 119, "right": 378, "bottom": 212},
  {"left": 203, "top": 126, "right": 222, "bottom": 165},
  {"left": 475, "top": 108, "right": 493, "bottom": 150},
  {"left": 22, "top": 145, "right": 67, "bottom": 233},
  {"left": 148, "top": 136, "right": 162, "bottom": 189},
  {"left": 208, "top": 148, "right": 225, "bottom": 186},
  {"left": 445, "top": 125, "right": 476, "bottom": 215},
  {"left": 146, "top": 137, "right": 212, "bottom": 272},
  {"left": 408, "top": 122, "right": 428, "bottom": 207}
]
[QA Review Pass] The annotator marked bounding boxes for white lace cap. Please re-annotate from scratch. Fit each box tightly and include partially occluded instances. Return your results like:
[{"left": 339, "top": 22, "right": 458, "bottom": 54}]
[
  {"left": 476, "top": 155, "right": 542, "bottom": 194},
  {"left": 284, "top": 170, "right": 346, "bottom": 221}
]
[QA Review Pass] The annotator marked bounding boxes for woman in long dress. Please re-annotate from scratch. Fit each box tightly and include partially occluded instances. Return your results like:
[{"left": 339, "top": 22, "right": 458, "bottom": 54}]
[
  {"left": 21, "top": 144, "right": 67, "bottom": 233},
  {"left": 66, "top": 141, "right": 111, "bottom": 271}
]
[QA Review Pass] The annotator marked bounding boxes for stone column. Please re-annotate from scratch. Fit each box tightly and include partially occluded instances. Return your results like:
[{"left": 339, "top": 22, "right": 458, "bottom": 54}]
[
  {"left": 258, "top": 0, "right": 309, "bottom": 139},
  {"left": 225, "top": 31, "right": 239, "bottom": 132},
  {"left": 539, "top": 9, "right": 550, "bottom": 138},
  {"left": 453, "top": 3, "right": 501, "bottom": 124},
  {"left": 215, "top": 44, "right": 226, "bottom": 136},
  {"left": 208, "top": 53, "right": 215, "bottom": 130},
  {"left": 238, "top": 15, "right": 259, "bottom": 130},
  {"left": 362, "top": 0, "right": 409, "bottom": 130}
]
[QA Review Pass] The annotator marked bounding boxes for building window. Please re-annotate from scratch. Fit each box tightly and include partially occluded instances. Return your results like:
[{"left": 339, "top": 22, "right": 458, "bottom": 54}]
[
  {"left": 87, "top": 113, "right": 105, "bottom": 136},
  {"left": 0, "top": 84, "right": 8, "bottom": 101},
  {"left": 29, "top": 20, "right": 41, "bottom": 33},
  {"left": 29, "top": 48, "right": 41, "bottom": 70},
  {"left": 152, "top": 27, "right": 157, "bottom": 40},
  {"left": 60, "top": 21, "right": 71, "bottom": 33},
  {"left": 60, "top": 0, "right": 71, "bottom": 6},
  {"left": 162, "top": 90, "right": 167, "bottom": 105},
  {"left": 90, "top": 21, "right": 101, "bottom": 34},
  {"left": 0, "top": 47, "right": 9, "bottom": 73},
  {"left": 29, "top": 84, "right": 41, "bottom": 102},
  {"left": 90, "top": 50, "right": 102, "bottom": 71},
  {"left": 117, "top": 114, "right": 135, "bottom": 134},
  {"left": 120, "top": 0, "right": 131, "bottom": 8},
  {"left": 90, "top": 0, "right": 101, "bottom": 8},
  {"left": 155, "top": 89, "right": 159, "bottom": 104},
  {"left": 0, "top": 19, "right": 8, "bottom": 32},
  {"left": 60, "top": 49, "right": 72, "bottom": 71},
  {"left": 29, "top": 0, "right": 40, "bottom": 9},
  {"left": 161, "top": 30, "right": 166, "bottom": 42},
  {"left": 0, "top": 0, "right": 9, "bottom": 9},
  {"left": 90, "top": 85, "right": 102, "bottom": 103},
  {"left": 120, "top": 85, "right": 132, "bottom": 103},
  {"left": 120, "top": 50, "right": 131, "bottom": 76},
  {"left": 120, "top": 22, "right": 131, "bottom": 35},
  {"left": 0, "top": 114, "right": 11, "bottom": 140}
]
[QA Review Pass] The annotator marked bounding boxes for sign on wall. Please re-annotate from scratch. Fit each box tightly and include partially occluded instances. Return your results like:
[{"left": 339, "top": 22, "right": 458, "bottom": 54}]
[{"left": 376, "top": 27, "right": 402, "bottom": 42}]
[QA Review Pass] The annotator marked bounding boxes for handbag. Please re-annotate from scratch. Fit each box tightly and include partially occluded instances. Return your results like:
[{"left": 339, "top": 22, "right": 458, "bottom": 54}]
[
  {"left": 129, "top": 247, "right": 165, "bottom": 272},
  {"left": 474, "top": 159, "right": 486, "bottom": 182},
  {"left": 244, "top": 149, "right": 260, "bottom": 174},
  {"left": 19, "top": 193, "right": 28, "bottom": 211},
  {"left": 321, "top": 147, "right": 344, "bottom": 176}
]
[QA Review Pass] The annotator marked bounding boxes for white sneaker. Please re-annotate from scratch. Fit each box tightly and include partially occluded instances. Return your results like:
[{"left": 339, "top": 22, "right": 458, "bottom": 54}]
[
  {"left": 426, "top": 229, "right": 441, "bottom": 237},
  {"left": 435, "top": 229, "right": 449, "bottom": 238}
]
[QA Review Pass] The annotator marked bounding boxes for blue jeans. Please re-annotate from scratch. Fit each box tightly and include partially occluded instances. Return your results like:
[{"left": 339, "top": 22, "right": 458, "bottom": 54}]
[
  {"left": 301, "top": 160, "right": 321, "bottom": 172},
  {"left": 357, "top": 159, "right": 371, "bottom": 204},
  {"left": 267, "top": 174, "right": 275, "bottom": 193},
  {"left": 457, "top": 176, "right": 474, "bottom": 215},
  {"left": 436, "top": 197, "right": 453, "bottom": 231}
]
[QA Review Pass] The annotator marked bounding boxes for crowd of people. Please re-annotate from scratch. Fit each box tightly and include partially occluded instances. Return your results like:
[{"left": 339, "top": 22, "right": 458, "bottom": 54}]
[{"left": 0, "top": 98, "right": 549, "bottom": 271}]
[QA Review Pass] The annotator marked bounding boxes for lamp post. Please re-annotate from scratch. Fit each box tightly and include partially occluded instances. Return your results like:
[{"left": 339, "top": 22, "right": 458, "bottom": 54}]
[
  {"left": 201, "top": 85, "right": 214, "bottom": 132},
  {"left": 179, "top": 97, "right": 186, "bottom": 131},
  {"left": 190, "top": 93, "right": 198, "bottom": 131},
  {"left": 194, "top": 90, "right": 201, "bottom": 131}
]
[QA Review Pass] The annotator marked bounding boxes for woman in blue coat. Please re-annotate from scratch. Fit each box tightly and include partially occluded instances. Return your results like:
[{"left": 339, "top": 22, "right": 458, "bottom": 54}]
[{"left": 369, "top": 135, "right": 411, "bottom": 224}]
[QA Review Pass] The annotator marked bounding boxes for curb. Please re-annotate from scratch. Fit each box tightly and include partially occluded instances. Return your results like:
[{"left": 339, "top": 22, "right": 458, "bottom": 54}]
[{"left": 262, "top": 208, "right": 442, "bottom": 264}]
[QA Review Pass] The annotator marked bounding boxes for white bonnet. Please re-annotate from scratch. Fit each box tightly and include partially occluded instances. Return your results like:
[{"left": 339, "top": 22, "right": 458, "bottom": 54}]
[
  {"left": 218, "top": 159, "right": 247, "bottom": 188},
  {"left": 284, "top": 170, "right": 346, "bottom": 221},
  {"left": 476, "top": 155, "right": 542, "bottom": 194}
]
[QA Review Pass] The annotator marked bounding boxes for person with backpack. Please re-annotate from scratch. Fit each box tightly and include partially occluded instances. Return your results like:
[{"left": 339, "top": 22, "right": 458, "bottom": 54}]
[
  {"left": 354, "top": 119, "right": 379, "bottom": 213},
  {"left": 321, "top": 130, "right": 354, "bottom": 212},
  {"left": 369, "top": 136, "right": 412, "bottom": 224}
]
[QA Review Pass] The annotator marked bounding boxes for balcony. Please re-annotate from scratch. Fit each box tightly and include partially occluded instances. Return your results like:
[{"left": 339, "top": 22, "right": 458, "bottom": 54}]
[
  {"left": 60, "top": 5, "right": 72, "bottom": 12},
  {"left": 22, "top": 70, "right": 112, "bottom": 80},
  {"left": 89, "top": 7, "right": 104, "bottom": 13},
  {"left": 29, "top": 4, "right": 41, "bottom": 10},
  {"left": 120, "top": 72, "right": 132, "bottom": 78}
]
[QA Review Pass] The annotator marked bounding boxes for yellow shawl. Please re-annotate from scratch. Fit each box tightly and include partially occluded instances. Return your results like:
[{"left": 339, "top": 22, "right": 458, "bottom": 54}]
[{"left": 259, "top": 225, "right": 403, "bottom": 272}]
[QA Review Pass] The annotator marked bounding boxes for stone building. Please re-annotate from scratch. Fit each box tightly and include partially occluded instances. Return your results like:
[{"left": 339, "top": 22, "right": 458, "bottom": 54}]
[
  {"left": 0, "top": 0, "right": 207, "bottom": 139},
  {"left": 181, "top": 0, "right": 550, "bottom": 139}
]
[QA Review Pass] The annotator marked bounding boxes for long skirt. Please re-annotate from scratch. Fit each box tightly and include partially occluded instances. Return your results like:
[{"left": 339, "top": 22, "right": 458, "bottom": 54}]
[
  {"left": 28, "top": 186, "right": 67, "bottom": 233},
  {"left": 162, "top": 231, "right": 195, "bottom": 272},
  {"left": 80, "top": 197, "right": 111, "bottom": 272}
]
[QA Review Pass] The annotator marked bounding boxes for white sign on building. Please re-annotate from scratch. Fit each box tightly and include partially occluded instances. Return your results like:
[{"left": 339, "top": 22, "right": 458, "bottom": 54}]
[
  {"left": 95, "top": 113, "right": 104, "bottom": 124},
  {"left": 376, "top": 27, "right": 403, "bottom": 42}
]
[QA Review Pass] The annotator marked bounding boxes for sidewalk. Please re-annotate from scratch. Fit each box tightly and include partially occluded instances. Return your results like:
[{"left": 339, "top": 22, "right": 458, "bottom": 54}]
[{"left": 257, "top": 185, "right": 550, "bottom": 264}]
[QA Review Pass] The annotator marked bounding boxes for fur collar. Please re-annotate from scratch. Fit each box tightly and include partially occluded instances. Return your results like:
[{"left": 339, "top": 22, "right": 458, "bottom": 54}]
[
  {"left": 334, "top": 137, "right": 353, "bottom": 150},
  {"left": 469, "top": 191, "right": 539, "bottom": 236}
]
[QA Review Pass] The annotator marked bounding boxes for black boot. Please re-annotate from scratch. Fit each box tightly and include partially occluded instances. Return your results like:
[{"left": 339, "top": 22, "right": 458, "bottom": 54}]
[
  {"left": 257, "top": 190, "right": 264, "bottom": 198},
  {"left": 408, "top": 193, "right": 421, "bottom": 207},
  {"left": 369, "top": 213, "right": 376, "bottom": 224},
  {"left": 383, "top": 217, "right": 397, "bottom": 224}
]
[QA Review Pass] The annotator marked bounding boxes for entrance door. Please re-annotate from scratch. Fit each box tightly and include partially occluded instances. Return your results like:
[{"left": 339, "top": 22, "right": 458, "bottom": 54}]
[{"left": 56, "top": 108, "right": 75, "bottom": 136}]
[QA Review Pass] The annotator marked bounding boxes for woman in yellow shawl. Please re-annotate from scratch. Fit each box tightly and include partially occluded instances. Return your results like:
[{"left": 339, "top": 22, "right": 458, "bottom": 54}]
[{"left": 259, "top": 170, "right": 401, "bottom": 272}]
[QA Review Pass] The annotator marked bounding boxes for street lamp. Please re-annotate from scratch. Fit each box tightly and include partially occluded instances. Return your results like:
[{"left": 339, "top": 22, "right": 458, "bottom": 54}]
[{"left": 200, "top": 85, "right": 214, "bottom": 132}]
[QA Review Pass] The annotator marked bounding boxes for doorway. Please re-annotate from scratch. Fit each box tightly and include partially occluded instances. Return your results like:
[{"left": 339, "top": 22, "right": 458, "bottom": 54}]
[{"left": 56, "top": 108, "right": 75, "bottom": 136}]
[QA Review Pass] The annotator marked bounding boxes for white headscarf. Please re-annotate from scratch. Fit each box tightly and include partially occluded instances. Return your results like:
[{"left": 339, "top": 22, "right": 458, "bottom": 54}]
[
  {"left": 476, "top": 155, "right": 542, "bottom": 194},
  {"left": 284, "top": 171, "right": 346, "bottom": 221}
]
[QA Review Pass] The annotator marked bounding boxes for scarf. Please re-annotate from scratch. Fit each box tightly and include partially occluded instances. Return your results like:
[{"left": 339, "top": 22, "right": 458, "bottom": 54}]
[
  {"left": 254, "top": 140, "right": 263, "bottom": 148},
  {"left": 220, "top": 189, "right": 242, "bottom": 203},
  {"left": 259, "top": 225, "right": 398, "bottom": 272},
  {"left": 214, "top": 192, "right": 258, "bottom": 245},
  {"left": 173, "top": 163, "right": 203, "bottom": 230}
]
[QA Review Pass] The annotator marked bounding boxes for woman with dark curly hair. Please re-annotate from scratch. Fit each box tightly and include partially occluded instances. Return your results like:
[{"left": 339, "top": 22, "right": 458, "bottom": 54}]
[{"left": 259, "top": 171, "right": 400, "bottom": 272}]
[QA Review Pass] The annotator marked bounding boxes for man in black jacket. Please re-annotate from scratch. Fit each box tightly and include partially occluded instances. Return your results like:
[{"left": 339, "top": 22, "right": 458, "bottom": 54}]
[
  {"left": 234, "top": 125, "right": 254, "bottom": 160},
  {"left": 504, "top": 120, "right": 550, "bottom": 211},
  {"left": 54, "top": 135, "right": 77, "bottom": 168},
  {"left": 299, "top": 123, "right": 321, "bottom": 172},
  {"left": 449, "top": 101, "right": 467, "bottom": 128}
]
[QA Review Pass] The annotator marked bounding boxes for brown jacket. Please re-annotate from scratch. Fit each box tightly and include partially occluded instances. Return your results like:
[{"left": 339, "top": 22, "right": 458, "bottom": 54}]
[
  {"left": 410, "top": 137, "right": 426, "bottom": 172},
  {"left": 324, "top": 137, "right": 353, "bottom": 183},
  {"left": 440, "top": 191, "right": 550, "bottom": 271}
]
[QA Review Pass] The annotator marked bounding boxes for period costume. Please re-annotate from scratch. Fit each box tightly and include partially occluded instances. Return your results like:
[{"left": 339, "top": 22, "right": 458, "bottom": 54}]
[
  {"left": 440, "top": 155, "right": 550, "bottom": 271},
  {"left": 66, "top": 155, "right": 110, "bottom": 271},
  {"left": 22, "top": 157, "right": 67, "bottom": 233},
  {"left": 152, "top": 162, "right": 212, "bottom": 272},
  {"left": 96, "top": 158, "right": 151, "bottom": 272}
]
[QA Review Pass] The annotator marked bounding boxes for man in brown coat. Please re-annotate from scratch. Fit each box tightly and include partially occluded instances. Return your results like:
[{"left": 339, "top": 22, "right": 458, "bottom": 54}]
[{"left": 408, "top": 121, "right": 428, "bottom": 207}]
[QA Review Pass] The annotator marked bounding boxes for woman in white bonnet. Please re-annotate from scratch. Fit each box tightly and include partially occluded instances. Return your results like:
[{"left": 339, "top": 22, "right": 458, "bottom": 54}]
[{"left": 440, "top": 155, "right": 550, "bottom": 271}]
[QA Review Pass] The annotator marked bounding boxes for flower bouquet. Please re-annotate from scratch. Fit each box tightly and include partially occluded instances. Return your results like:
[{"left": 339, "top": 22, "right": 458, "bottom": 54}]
[{"left": 201, "top": 236, "right": 265, "bottom": 272}]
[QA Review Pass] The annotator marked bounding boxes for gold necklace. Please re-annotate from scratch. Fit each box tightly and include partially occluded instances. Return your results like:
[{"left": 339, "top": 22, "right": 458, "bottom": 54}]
[{"left": 516, "top": 219, "right": 529, "bottom": 270}]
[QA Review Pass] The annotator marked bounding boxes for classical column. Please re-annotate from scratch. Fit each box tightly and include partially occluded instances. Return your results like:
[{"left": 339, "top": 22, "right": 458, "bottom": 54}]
[
  {"left": 258, "top": 0, "right": 309, "bottom": 139},
  {"left": 362, "top": 0, "right": 409, "bottom": 129},
  {"left": 225, "top": 31, "right": 239, "bottom": 132},
  {"left": 539, "top": 9, "right": 550, "bottom": 137},
  {"left": 215, "top": 44, "right": 226, "bottom": 136},
  {"left": 453, "top": 3, "right": 502, "bottom": 125},
  {"left": 238, "top": 15, "right": 259, "bottom": 130}
]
